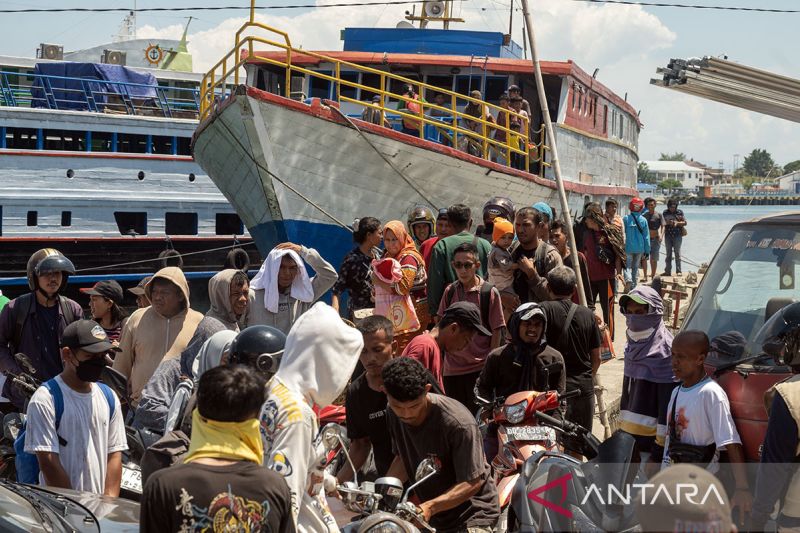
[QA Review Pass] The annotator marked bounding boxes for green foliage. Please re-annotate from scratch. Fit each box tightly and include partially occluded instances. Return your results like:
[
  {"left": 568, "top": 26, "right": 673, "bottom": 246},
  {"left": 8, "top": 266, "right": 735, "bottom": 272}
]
[
  {"left": 783, "top": 160, "right": 800, "bottom": 174},
  {"left": 659, "top": 152, "right": 686, "bottom": 162},
  {"left": 742, "top": 148, "right": 779, "bottom": 177},
  {"left": 637, "top": 162, "right": 656, "bottom": 184},
  {"left": 741, "top": 176, "right": 759, "bottom": 191},
  {"left": 659, "top": 178, "right": 683, "bottom": 190}
]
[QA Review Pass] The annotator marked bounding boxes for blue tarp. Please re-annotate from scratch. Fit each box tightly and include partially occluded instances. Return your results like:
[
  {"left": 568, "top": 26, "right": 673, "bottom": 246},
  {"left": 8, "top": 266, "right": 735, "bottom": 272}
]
[
  {"left": 31, "top": 62, "right": 158, "bottom": 110},
  {"left": 342, "top": 28, "right": 523, "bottom": 59}
]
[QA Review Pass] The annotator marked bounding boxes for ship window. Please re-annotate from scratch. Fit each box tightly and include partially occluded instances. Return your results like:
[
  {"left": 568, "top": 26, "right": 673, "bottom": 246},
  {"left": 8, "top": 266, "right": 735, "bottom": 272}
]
[
  {"left": 424, "top": 75, "right": 453, "bottom": 100},
  {"left": 27, "top": 211, "right": 37, "bottom": 226},
  {"left": 603, "top": 105, "right": 608, "bottom": 133},
  {"left": 165, "top": 212, "right": 198, "bottom": 235},
  {"left": 117, "top": 133, "right": 148, "bottom": 154},
  {"left": 309, "top": 72, "right": 332, "bottom": 100},
  {"left": 339, "top": 72, "right": 359, "bottom": 101},
  {"left": 114, "top": 211, "right": 147, "bottom": 235},
  {"left": 360, "top": 73, "right": 381, "bottom": 101},
  {"left": 4, "top": 128, "right": 38, "bottom": 150},
  {"left": 61, "top": 211, "right": 71, "bottom": 227},
  {"left": 151, "top": 135, "right": 174, "bottom": 155},
  {"left": 454, "top": 76, "right": 482, "bottom": 105},
  {"left": 91, "top": 131, "right": 113, "bottom": 152},
  {"left": 216, "top": 213, "right": 244, "bottom": 235},
  {"left": 44, "top": 129, "right": 85, "bottom": 151},
  {"left": 176, "top": 137, "right": 191, "bottom": 156},
  {"left": 484, "top": 77, "right": 508, "bottom": 105}
]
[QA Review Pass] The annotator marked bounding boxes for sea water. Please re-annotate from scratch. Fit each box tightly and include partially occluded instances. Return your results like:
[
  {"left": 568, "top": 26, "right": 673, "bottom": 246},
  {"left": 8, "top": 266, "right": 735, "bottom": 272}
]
[{"left": 668, "top": 205, "right": 795, "bottom": 268}]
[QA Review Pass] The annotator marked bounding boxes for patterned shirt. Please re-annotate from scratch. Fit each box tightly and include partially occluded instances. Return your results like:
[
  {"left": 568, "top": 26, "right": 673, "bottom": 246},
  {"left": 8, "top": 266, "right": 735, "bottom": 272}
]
[{"left": 332, "top": 246, "right": 376, "bottom": 313}]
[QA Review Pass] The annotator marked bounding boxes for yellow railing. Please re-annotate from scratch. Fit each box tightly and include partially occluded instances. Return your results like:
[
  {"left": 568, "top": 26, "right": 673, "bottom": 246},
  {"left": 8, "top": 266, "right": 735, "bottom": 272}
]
[{"left": 200, "top": 7, "right": 550, "bottom": 175}]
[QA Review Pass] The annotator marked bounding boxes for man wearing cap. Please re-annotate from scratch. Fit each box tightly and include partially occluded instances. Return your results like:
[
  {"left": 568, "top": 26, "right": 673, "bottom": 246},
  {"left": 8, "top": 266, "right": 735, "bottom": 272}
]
[
  {"left": 24, "top": 320, "right": 127, "bottom": 496},
  {"left": 81, "top": 280, "right": 126, "bottom": 344},
  {"left": 128, "top": 276, "right": 152, "bottom": 309},
  {"left": 507, "top": 84, "right": 531, "bottom": 117},
  {"left": 384, "top": 356, "right": 500, "bottom": 533}
]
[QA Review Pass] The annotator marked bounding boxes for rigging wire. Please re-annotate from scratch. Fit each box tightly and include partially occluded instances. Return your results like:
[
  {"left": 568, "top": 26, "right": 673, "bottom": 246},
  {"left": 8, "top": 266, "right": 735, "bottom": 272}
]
[
  {"left": 568, "top": 0, "right": 800, "bottom": 12},
  {"left": 0, "top": 2, "right": 431, "bottom": 13}
]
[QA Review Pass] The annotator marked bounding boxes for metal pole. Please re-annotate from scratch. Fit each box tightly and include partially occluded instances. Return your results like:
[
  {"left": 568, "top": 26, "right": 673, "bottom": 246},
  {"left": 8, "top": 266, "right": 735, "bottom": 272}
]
[
  {"left": 520, "top": 0, "right": 613, "bottom": 439},
  {"left": 519, "top": 0, "right": 585, "bottom": 307}
]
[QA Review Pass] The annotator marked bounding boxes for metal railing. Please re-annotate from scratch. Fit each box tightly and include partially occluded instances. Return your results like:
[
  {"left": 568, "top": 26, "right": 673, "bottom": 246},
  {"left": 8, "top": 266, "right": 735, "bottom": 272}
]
[
  {"left": 0, "top": 70, "right": 200, "bottom": 119},
  {"left": 200, "top": 5, "right": 551, "bottom": 175}
]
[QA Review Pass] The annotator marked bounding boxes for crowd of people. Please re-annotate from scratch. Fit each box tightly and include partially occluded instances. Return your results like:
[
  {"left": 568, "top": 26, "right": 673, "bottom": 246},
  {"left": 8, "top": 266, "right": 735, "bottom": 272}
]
[{"left": 1, "top": 192, "right": 798, "bottom": 533}]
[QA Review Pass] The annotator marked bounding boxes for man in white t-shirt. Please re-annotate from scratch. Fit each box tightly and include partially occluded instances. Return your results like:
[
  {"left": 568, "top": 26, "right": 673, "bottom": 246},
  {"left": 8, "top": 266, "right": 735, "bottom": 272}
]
[
  {"left": 25, "top": 319, "right": 127, "bottom": 496},
  {"left": 660, "top": 330, "right": 751, "bottom": 524}
]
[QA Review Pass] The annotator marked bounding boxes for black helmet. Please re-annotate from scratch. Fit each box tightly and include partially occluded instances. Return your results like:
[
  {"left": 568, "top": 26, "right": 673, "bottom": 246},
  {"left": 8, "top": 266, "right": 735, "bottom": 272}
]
[
  {"left": 482, "top": 196, "right": 515, "bottom": 222},
  {"left": 753, "top": 302, "right": 800, "bottom": 366},
  {"left": 26, "top": 248, "right": 76, "bottom": 292},
  {"left": 229, "top": 326, "right": 287, "bottom": 376}
]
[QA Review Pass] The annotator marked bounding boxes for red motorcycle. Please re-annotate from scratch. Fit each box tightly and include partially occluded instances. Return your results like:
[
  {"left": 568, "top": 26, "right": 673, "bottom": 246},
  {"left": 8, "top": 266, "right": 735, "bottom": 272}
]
[{"left": 478, "top": 389, "right": 579, "bottom": 521}]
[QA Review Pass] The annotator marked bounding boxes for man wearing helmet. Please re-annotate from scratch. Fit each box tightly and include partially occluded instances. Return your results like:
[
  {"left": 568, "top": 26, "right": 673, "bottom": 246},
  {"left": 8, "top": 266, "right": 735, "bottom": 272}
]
[
  {"left": 407, "top": 206, "right": 436, "bottom": 248},
  {"left": 751, "top": 303, "right": 800, "bottom": 531},
  {"left": 0, "top": 249, "right": 82, "bottom": 408},
  {"left": 475, "top": 197, "right": 515, "bottom": 243},
  {"left": 622, "top": 197, "right": 650, "bottom": 291}
]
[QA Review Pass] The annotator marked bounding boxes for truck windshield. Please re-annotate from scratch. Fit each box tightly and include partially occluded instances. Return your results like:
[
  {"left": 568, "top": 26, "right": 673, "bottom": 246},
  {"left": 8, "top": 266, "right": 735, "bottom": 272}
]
[{"left": 681, "top": 223, "right": 800, "bottom": 367}]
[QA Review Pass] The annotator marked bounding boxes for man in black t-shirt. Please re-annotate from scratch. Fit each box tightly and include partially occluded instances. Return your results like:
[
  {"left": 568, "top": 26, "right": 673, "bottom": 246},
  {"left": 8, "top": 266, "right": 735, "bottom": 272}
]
[
  {"left": 339, "top": 315, "right": 396, "bottom": 482},
  {"left": 540, "top": 266, "right": 601, "bottom": 457},
  {"left": 383, "top": 357, "right": 499, "bottom": 533},
  {"left": 141, "top": 365, "right": 294, "bottom": 533},
  {"left": 641, "top": 197, "right": 663, "bottom": 281}
]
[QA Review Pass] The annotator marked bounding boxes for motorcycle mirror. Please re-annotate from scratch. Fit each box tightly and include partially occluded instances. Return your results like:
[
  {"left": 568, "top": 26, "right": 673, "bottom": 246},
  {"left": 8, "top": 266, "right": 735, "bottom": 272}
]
[
  {"left": 321, "top": 423, "right": 345, "bottom": 452},
  {"left": 14, "top": 353, "right": 35, "bottom": 375},
  {"left": 2, "top": 413, "right": 23, "bottom": 441},
  {"left": 414, "top": 458, "right": 439, "bottom": 481}
]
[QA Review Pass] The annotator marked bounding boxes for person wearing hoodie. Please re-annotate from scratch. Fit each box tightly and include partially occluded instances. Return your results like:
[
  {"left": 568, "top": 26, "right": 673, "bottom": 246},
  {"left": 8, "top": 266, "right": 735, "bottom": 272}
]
[
  {"left": 475, "top": 302, "right": 565, "bottom": 461},
  {"left": 179, "top": 269, "right": 249, "bottom": 377},
  {"left": 622, "top": 197, "right": 651, "bottom": 291},
  {"left": 247, "top": 243, "right": 338, "bottom": 334},
  {"left": 259, "top": 302, "right": 363, "bottom": 533},
  {"left": 113, "top": 267, "right": 203, "bottom": 407},
  {"left": 618, "top": 286, "right": 678, "bottom": 459}
]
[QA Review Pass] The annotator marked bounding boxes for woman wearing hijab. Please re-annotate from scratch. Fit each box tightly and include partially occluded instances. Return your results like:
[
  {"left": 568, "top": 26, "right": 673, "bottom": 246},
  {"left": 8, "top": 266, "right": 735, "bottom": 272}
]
[
  {"left": 618, "top": 286, "right": 678, "bottom": 459},
  {"left": 378, "top": 221, "right": 427, "bottom": 346},
  {"left": 475, "top": 302, "right": 565, "bottom": 460},
  {"left": 574, "top": 202, "right": 626, "bottom": 338}
]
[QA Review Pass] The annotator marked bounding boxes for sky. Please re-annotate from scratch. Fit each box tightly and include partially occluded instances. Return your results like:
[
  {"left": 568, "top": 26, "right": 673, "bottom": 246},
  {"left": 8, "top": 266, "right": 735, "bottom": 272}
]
[{"left": 2, "top": 0, "right": 799, "bottom": 172}]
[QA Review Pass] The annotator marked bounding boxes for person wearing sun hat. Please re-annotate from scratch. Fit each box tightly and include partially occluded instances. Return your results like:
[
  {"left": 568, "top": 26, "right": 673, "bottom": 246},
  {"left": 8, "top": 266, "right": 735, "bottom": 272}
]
[
  {"left": 128, "top": 276, "right": 152, "bottom": 309},
  {"left": 81, "top": 280, "right": 127, "bottom": 345}
]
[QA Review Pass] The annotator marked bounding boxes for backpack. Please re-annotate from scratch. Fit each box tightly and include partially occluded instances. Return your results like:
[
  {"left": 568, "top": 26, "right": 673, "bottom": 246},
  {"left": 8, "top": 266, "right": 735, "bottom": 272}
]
[
  {"left": 11, "top": 293, "right": 78, "bottom": 350},
  {"left": 15, "top": 379, "right": 116, "bottom": 484},
  {"left": 443, "top": 280, "right": 495, "bottom": 332}
]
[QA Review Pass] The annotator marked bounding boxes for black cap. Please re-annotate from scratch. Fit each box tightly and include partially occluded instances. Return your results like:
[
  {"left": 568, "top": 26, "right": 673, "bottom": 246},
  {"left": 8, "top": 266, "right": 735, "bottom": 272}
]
[
  {"left": 440, "top": 301, "right": 492, "bottom": 336},
  {"left": 61, "top": 319, "right": 114, "bottom": 354},
  {"left": 128, "top": 276, "right": 152, "bottom": 296},
  {"left": 508, "top": 84, "right": 520, "bottom": 92},
  {"left": 80, "top": 280, "right": 123, "bottom": 304}
]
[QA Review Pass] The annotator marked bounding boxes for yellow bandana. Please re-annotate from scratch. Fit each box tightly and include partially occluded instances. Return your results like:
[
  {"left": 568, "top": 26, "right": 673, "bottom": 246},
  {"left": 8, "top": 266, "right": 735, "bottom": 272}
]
[{"left": 184, "top": 410, "right": 264, "bottom": 465}]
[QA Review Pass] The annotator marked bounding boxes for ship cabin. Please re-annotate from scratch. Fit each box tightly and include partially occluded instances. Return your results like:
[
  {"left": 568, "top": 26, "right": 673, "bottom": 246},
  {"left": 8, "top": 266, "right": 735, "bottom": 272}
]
[{"left": 243, "top": 26, "right": 640, "bottom": 181}]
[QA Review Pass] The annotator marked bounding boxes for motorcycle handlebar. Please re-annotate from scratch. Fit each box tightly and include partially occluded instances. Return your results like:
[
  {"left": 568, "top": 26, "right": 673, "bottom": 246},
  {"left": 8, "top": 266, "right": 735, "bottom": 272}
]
[
  {"left": 533, "top": 410, "right": 584, "bottom": 436},
  {"left": 559, "top": 389, "right": 581, "bottom": 400}
]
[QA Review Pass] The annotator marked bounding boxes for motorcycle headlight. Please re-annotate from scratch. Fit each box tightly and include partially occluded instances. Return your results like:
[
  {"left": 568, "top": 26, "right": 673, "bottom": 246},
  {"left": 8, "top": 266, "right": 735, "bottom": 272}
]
[
  {"left": 504, "top": 400, "right": 527, "bottom": 424},
  {"left": 362, "top": 521, "right": 407, "bottom": 533}
]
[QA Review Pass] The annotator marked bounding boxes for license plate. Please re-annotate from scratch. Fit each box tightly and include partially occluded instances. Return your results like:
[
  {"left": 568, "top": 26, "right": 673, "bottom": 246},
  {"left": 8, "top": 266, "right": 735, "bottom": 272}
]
[
  {"left": 505, "top": 425, "right": 555, "bottom": 442},
  {"left": 121, "top": 465, "right": 142, "bottom": 493}
]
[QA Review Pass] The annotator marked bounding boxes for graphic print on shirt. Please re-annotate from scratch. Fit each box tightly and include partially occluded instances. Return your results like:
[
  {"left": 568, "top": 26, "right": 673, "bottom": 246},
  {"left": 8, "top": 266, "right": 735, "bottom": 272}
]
[
  {"left": 267, "top": 450, "right": 293, "bottom": 477},
  {"left": 259, "top": 399, "right": 278, "bottom": 448},
  {"left": 176, "top": 486, "right": 273, "bottom": 533},
  {"left": 673, "top": 406, "right": 689, "bottom": 441}
]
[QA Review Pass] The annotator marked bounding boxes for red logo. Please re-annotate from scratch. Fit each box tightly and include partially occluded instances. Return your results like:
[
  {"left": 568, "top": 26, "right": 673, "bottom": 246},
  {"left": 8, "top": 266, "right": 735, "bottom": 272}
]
[{"left": 527, "top": 472, "right": 573, "bottom": 518}]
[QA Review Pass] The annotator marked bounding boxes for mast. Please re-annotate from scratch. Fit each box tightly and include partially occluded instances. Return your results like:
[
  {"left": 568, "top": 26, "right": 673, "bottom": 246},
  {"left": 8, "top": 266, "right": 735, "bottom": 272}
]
[{"left": 405, "top": 0, "right": 464, "bottom": 29}]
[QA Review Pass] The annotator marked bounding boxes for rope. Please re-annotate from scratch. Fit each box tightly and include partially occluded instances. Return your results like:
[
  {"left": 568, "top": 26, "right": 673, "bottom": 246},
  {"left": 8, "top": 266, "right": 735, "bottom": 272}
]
[
  {"left": 74, "top": 241, "right": 257, "bottom": 273},
  {"left": 216, "top": 116, "right": 354, "bottom": 232},
  {"left": 328, "top": 105, "right": 441, "bottom": 210}
]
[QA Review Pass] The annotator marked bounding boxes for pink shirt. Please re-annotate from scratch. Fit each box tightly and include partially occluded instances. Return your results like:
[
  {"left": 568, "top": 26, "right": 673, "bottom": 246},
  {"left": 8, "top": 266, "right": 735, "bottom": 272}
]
[
  {"left": 437, "top": 277, "right": 505, "bottom": 376},
  {"left": 401, "top": 332, "right": 445, "bottom": 392}
]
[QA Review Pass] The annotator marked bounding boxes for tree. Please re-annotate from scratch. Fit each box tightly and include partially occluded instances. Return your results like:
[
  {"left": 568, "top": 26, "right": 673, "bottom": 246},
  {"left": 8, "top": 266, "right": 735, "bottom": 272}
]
[
  {"left": 659, "top": 178, "right": 683, "bottom": 191},
  {"left": 784, "top": 160, "right": 800, "bottom": 174},
  {"left": 637, "top": 162, "right": 655, "bottom": 184},
  {"left": 659, "top": 152, "right": 686, "bottom": 162},
  {"left": 742, "top": 148, "right": 778, "bottom": 178},
  {"left": 742, "top": 175, "right": 759, "bottom": 192}
]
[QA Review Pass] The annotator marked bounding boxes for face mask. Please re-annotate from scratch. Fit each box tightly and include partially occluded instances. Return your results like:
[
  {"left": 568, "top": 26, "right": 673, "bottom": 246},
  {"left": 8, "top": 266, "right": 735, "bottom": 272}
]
[
  {"left": 627, "top": 327, "right": 656, "bottom": 342},
  {"left": 76, "top": 356, "right": 106, "bottom": 382}
]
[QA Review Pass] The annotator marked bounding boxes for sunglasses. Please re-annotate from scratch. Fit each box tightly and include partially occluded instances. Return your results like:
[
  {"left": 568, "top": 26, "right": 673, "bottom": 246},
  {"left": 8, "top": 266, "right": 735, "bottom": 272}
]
[{"left": 453, "top": 262, "right": 475, "bottom": 270}]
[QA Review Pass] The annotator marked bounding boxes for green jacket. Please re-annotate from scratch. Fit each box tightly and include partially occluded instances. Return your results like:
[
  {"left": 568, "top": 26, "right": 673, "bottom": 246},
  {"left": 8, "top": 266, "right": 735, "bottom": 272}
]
[{"left": 427, "top": 231, "right": 492, "bottom": 314}]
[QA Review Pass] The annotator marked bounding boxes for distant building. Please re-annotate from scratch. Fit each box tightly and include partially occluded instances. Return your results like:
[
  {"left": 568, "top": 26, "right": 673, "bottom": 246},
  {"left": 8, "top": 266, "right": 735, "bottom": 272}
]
[
  {"left": 778, "top": 171, "right": 800, "bottom": 194},
  {"left": 641, "top": 160, "right": 704, "bottom": 191},
  {"left": 637, "top": 182, "right": 657, "bottom": 196},
  {"left": 712, "top": 183, "right": 745, "bottom": 196}
]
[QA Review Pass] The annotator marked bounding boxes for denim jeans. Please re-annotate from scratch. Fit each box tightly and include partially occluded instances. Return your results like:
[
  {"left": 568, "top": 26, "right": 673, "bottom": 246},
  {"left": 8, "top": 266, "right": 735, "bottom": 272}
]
[
  {"left": 665, "top": 234, "right": 683, "bottom": 274},
  {"left": 625, "top": 252, "right": 644, "bottom": 286}
]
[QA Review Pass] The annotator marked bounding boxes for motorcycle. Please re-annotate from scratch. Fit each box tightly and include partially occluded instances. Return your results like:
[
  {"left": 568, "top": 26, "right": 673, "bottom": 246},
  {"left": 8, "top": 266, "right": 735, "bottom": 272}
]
[
  {"left": 508, "top": 410, "right": 641, "bottom": 532},
  {"left": 477, "top": 389, "right": 580, "bottom": 531},
  {"left": 320, "top": 425, "right": 439, "bottom": 532}
]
